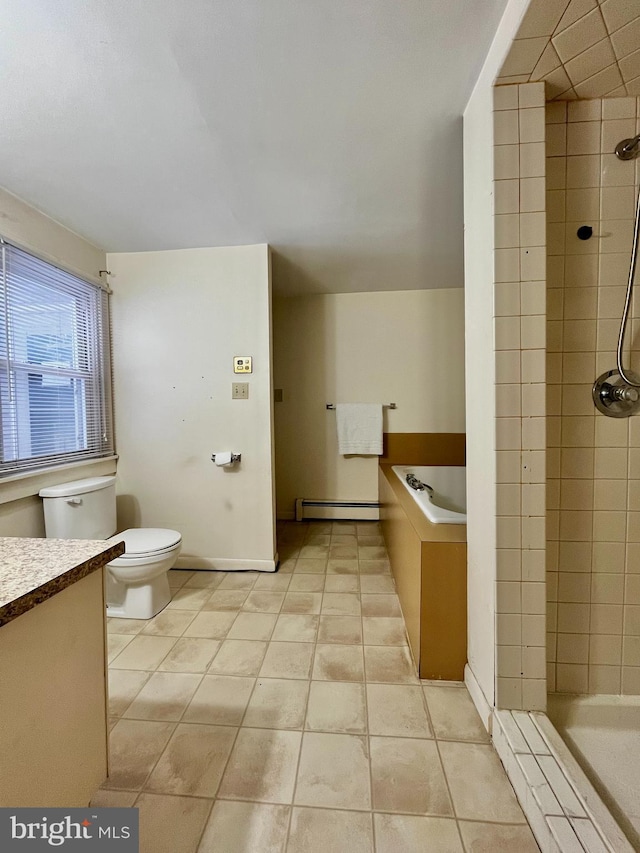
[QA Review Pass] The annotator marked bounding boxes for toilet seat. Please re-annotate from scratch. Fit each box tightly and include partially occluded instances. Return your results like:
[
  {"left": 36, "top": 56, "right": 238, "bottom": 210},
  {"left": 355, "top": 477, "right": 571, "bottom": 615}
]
[{"left": 108, "top": 528, "right": 182, "bottom": 559}]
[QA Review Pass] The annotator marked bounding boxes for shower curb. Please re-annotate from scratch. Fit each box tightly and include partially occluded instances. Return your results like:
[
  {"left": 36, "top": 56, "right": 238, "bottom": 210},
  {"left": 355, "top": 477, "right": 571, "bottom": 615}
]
[{"left": 492, "top": 709, "right": 635, "bottom": 853}]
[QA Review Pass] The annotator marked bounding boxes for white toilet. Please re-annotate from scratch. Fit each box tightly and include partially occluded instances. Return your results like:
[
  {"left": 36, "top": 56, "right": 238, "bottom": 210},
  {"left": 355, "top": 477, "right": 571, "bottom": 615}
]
[{"left": 39, "top": 476, "right": 182, "bottom": 619}]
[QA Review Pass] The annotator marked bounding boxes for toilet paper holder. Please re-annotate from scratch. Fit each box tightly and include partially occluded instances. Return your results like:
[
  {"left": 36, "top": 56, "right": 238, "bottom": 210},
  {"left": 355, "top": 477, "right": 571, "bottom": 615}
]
[{"left": 211, "top": 453, "right": 242, "bottom": 464}]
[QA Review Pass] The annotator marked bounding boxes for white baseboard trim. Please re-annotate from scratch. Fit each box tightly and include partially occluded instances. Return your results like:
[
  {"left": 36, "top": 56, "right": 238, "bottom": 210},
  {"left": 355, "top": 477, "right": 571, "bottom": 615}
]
[
  {"left": 175, "top": 555, "right": 279, "bottom": 573},
  {"left": 464, "top": 664, "right": 493, "bottom": 734}
]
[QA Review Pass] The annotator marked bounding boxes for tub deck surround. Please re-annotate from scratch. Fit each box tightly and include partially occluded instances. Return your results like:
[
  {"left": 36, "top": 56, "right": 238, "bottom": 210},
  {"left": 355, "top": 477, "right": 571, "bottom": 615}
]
[
  {"left": 378, "top": 464, "right": 467, "bottom": 681},
  {"left": 0, "top": 537, "right": 125, "bottom": 626}
]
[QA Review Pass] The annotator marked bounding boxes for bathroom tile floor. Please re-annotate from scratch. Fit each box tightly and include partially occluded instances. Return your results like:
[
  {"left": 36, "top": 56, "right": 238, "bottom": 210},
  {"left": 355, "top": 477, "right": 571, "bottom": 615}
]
[{"left": 94, "top": 521, "right": 540, "bottom": 852}]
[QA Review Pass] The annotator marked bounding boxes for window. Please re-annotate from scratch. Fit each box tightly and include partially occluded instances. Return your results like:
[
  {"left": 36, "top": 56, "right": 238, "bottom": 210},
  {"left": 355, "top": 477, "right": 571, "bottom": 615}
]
[{"left": 0, "top": 241, "right": 114, "bottom": 475}]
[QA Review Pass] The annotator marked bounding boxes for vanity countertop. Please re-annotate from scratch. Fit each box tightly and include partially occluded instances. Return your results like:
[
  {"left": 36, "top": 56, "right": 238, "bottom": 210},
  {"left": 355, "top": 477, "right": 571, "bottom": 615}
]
[{"left": 0, "top": 537, "right": 125, "bottom": 627}]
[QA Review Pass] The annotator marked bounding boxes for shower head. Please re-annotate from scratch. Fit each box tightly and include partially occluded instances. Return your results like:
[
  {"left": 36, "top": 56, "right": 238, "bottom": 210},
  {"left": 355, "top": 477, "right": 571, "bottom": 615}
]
[{"left": 615, "top": 134, "right": 640, "bottom": 160}]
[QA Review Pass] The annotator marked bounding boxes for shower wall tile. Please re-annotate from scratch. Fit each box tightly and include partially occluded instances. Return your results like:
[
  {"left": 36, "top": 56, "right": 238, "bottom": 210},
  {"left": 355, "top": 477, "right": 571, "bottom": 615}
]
[{"left": 546, "top": 94, "right": 640, "bottom": 696}]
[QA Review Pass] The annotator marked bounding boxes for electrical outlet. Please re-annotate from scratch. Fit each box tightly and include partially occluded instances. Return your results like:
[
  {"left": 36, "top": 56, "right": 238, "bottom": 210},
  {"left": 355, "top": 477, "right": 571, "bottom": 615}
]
[{"left": 232, "top": 382, "right": 249, "bottom": 400}]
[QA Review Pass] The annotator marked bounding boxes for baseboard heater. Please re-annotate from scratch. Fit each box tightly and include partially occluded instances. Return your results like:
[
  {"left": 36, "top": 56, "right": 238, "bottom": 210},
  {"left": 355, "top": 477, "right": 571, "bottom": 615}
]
[{"left": 295, "top": 498, "right": 380, "bottom": 521}]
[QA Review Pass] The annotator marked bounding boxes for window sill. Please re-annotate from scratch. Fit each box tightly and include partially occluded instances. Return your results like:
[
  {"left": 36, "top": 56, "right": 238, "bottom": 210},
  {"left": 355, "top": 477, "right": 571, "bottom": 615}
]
[{"left": 0, "top": 456, "right": 119, "bottom": 506}]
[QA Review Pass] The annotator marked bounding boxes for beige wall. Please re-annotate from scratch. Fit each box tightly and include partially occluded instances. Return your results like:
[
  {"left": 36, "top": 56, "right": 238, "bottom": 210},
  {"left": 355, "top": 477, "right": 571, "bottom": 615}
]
[
  {"left": 272, "top": 289, "right": 465, "bottom": 519},
  {"left": 546, "top": 95, "right": 640, "bottom": 696},
  {"left": 462, "top": 0, "right": 531, "bottom": 717},
  {"left": 108, "top": 245, "right": 276, "bottom": 569},
  {"left": 0, "top": 187, "right": 114, "bottom": 537}
]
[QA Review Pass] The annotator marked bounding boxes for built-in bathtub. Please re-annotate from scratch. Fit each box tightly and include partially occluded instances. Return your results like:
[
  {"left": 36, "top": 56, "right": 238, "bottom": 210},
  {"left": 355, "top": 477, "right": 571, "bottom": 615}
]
[
  {"left": 392, "top": 465, "right": 466, "bottom": 524},
  {"left": 379, "top": 463, "right": 467, "bottom": 680}
]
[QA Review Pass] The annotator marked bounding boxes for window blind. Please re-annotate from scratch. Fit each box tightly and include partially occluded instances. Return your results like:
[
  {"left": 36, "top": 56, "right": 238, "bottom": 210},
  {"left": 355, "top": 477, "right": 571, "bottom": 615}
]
[{"left": 0, "top": 241, "right": 114, "bottom": 475}]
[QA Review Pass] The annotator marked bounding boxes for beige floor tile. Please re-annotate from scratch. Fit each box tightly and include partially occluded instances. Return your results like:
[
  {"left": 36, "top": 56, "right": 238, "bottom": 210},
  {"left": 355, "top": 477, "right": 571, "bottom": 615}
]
[
  {"left": 243, "top": 678, "right": 309, "bottom": 729},
  {"left": 324, "top": 575, "right": 359, "bottom": 593},
  {"left": 135, "top": 792, "right": 213, "bottom": 853},
  {"left": 111, "top": 635, "right": 178, "bottom": 671},
  {"left": 360, "top": 594, "right": 401, "bottom": 617},
  {"left": 366, "top": 684, "right": 432, "bottom": 738},
  {"left": 124, "top": 672, "right": 202, "bottom": 721},
  {"left": 438, "top": 741, "right": 527, "bottom": 823},
  {"left": 166, "top": 587, "right": 214, "bottom": 610},
  {"left": 457, "top": 820, "right": 540, "bottom": 851},
  {"left": 183, "top": 674, "right": 255, "bottom": 725},
  {"left": 317, "top": 615, "right": 363, "bottom": 644},
  {"left": 183, "top": 570, "right": 225, "bottom": 589},
  {"left": 370, "top": 736, "right": 453, "bottom": 816},
  {"left": 282, "top": 592, "right": 323, "bottom": 614},
  {"left": 288, "top": 807, "right": 373, "bottom": 853},
  {"left": 168, "top": 570, "right": 195, "bottom": 589},
  {"left": 288, "top": 574, "right": 325, "bottom": 592},
  {"left": 217, "top": 727, "right": 302, "bottom": 803},
  {"left": 183, "top": 611, "right": 237, "bottom": 639},
  {"left": 105, "top": 719, "right": 175, "bottom": 790},
  {"left": 357, "top": 535, "right": 384, "bottom": 546},
  {"left": 362, "top": 617, "right": 406, "bottom": 646},
  {"left": 157, "top": 638, "right": 221, "bottom": 673},
  {"left": 295, "top": 732, "right": 371, "bottom": 810},
  {"left": 108, "top": 669, "right": 151, "bottom": 716},
  {"left": 329, "top": 545, "right": 358, "bottom": 559},
  {"left": 373, "top": 814, "right": 463, "bottom": 853},
  {"left": 306, "top": 534, "right": 331, "bottom": 546},
  {"left": 218, "top": 573, "right": 258, "bottom": 590},
  {"left": 108, "top": 633, "right": 135, "bottom": 663},
  {"left": 203, "top": 589, "right": 249, "bottom": 611},
  {"left": 108, "top": 618, "right": 148, "bottom": 635},
  {"left": 423, "top": 685, "right": 490, "bottom": 742},
  {"left": 331, "top": 534, "right": 357, "bottom": 545},
  {"left": 208, "top": 639, "right": 267, "bottom": 675},
  {"left": 359, "top": 575, "right": 396, "bottom": 594},
  {"left": 278, "top": 558, "right": 297, "bottom": 573},
  {"left": 305, "top": 681, "right": 366, "bottom": 734},
  {"left": 145, "top": 723, "right": 237, "bottom": 797},
  {"left": 197, "top": 800, "right": 290, "bottom": 853},
  {"left": 332, "top": 523, "right": 356, "bottom": 535},
  {"left": 227, "top": 612, "right": 278, "bottom": 640},
  {"left": 326, "top": 559, "right": 359, "bottom": 575},
  {"left": 299, "top": 545, "right": 330, "bottom": 559},
  {"left": 259, "top": 641, "right": 314, "bottom": 679},
  {"left": 90, "top": 788, "right": 139, "bottom": 807},
  {"left": 253, "top": 573, "right": 292, "bottom": 591},
  {"left": 294, "top": 559, "right": 328, "bottom": 574},
  {"left": 358, "top": 546, "right": 388, "bottom": 560},
  {"left": 312, "top": 644, "right": 365, "bottom": 682},
  {"left": 242, "top": 591, "right": 285, "bottom": 613},
  {"left": 364, "top": 646, "right": 418, "bottom": 683},
  {"left": 356, "top": 523, "right": 380, "bottom": 535},
  {"left": 358, "top": 560, "right": 390, "bottom": 575},
  {"left": 141, "top": 609, "right": 197, "bottom": 636},
  {"left": 271, "top": 613, "right": 319, "bottom": 643},
  {"left": 321, "top": 593, "right": 361, "bottom": 616}
]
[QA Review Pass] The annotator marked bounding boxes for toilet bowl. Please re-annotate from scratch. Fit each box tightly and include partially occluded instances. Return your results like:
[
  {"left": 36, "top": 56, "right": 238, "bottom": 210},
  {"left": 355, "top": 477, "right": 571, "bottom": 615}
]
[
  {"left": 105, "top": 528, "right": 182, "bottom": 618},
  {"left": 39, "top": 477, "right": 182, "bottom": 620}
]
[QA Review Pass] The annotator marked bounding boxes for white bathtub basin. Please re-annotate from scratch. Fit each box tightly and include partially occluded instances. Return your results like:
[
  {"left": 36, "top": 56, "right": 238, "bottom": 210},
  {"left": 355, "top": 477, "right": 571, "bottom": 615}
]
[{"left": 392, "top": 465, "right": 466, "bottom": 525}]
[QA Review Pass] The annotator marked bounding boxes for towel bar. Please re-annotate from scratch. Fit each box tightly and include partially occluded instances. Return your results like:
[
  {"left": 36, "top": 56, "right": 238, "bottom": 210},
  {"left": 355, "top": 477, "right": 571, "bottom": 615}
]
[{"left": 326, "top": 403, "right": 396, "bottom": 410}]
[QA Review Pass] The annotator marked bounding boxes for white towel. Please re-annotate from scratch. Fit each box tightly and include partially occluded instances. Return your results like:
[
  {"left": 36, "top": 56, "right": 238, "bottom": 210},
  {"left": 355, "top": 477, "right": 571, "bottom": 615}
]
[{"left": 335, "top": 403, "right": 383, "bottom": 455}]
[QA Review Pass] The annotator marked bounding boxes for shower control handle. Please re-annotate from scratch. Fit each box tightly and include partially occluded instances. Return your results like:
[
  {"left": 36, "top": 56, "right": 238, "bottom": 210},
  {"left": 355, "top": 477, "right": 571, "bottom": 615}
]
[
  {"left": 613, "top": 386, "right": 639, "bottom": 403},
  {"left": 593, "top": 369, "right": 640, "bottom": 418}
]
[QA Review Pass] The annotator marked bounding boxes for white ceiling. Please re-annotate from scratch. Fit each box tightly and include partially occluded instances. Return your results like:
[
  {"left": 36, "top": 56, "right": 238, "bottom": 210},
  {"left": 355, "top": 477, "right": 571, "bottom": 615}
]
[{"left": 0, "top": 0, "right": 508, "bottom": 295}]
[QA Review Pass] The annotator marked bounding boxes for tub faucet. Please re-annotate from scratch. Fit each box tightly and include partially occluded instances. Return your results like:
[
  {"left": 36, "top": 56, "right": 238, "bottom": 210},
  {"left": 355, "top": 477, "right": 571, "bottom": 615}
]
[{"left": 406, "top": 473, "right": 434, "bottom": 495}]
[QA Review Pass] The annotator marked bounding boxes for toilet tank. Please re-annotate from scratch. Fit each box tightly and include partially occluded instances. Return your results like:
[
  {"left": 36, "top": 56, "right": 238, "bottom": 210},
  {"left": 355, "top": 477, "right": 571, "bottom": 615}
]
[{"left": 39, "top": 476, "right": 117, "bottom": 540}]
